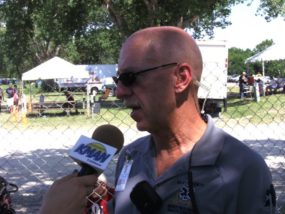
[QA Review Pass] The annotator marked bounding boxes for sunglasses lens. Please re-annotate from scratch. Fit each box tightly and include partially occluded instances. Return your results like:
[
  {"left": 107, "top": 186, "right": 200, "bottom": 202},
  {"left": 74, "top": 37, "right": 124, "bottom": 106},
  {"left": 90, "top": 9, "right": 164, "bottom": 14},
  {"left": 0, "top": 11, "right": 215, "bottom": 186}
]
[
  {"left": 115, "top": 73, "right": 136, "bottom": 86},
  {"left": 112, "top": 76, "right": 118, "bottom": 84}
]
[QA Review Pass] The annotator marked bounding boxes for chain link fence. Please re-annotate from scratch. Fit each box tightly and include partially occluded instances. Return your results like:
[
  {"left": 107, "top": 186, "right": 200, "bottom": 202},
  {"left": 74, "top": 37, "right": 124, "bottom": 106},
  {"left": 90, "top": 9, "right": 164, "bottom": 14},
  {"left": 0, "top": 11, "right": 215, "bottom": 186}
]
[{"left": 0, "top": 74, "right": 284, "bottom": 213}]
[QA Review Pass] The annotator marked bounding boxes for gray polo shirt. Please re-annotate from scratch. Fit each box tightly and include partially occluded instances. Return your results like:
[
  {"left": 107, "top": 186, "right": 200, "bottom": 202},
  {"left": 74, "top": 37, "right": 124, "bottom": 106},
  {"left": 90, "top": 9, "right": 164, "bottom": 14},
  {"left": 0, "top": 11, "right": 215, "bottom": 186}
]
[{"left": 108, "top": 115, "right": 274, "bottom": 213}]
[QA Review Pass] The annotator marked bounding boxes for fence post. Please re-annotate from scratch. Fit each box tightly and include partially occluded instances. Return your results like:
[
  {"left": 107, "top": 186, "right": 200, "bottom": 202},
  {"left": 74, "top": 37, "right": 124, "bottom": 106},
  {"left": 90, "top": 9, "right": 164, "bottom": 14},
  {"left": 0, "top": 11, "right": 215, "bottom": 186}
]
[{"left": 254, "top": 82, "right": 260, "bottom": 102}]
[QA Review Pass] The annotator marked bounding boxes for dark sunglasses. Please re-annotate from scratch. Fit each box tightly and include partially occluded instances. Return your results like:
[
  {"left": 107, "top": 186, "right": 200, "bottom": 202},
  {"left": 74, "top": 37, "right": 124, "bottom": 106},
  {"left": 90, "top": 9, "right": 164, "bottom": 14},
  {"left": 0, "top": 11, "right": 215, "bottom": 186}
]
[{"left": 112, "top": 63, "right": 178, "bottom": 87}]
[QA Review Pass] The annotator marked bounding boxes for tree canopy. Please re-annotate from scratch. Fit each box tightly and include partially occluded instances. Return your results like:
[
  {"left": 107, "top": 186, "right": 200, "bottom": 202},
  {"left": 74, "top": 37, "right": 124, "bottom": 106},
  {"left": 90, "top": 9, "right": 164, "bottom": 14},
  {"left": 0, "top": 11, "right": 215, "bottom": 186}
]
[
  {"left": 0, "top": 0, "right": 284, "bottom": 78},
  {"left": 228, "top": 39, "right": 285, "bottom": 77}
]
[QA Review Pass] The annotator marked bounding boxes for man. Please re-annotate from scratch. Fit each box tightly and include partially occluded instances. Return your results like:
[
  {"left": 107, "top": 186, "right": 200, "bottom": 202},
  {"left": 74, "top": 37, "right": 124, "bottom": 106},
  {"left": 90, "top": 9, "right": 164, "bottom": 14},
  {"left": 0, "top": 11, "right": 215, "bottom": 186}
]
[
  {"left": 40, "top": 26, "right": 275, "bottom": 214},
  {"left": 0, "top": 85, "right": 4, "bottom": 112},
  {"left": 6, "top": 83, "right": 15, "bottom": 112},
  {"left": 12, "top": 84, "right": 19, "bottom": 113},
  {"left": 239, "top": 71, "right": 248, "bottom": 99},
  {"left": 265, "top": 76, "right": 278, "bottom": 95}
]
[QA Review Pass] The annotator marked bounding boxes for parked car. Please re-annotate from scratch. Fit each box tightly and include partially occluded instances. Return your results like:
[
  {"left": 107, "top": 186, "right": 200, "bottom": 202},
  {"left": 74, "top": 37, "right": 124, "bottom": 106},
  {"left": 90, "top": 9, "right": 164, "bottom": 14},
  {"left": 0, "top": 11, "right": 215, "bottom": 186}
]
[
  {"left": 0, "top": 78, "right": 17, "bottom": 85},
  {"left": 227, "top": 74, "right": 239, "bottom": 83}
]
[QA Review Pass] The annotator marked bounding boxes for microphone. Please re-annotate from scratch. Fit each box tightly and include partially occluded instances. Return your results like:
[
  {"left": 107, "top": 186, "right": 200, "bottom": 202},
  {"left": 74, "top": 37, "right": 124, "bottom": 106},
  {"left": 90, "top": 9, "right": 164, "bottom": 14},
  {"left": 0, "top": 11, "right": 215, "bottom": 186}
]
[
  {"left": 69, "top": 124, "right": 124, "bottom": 176},
  {"left": 130, "top": 181, "right": 162, "bottom": 214}
]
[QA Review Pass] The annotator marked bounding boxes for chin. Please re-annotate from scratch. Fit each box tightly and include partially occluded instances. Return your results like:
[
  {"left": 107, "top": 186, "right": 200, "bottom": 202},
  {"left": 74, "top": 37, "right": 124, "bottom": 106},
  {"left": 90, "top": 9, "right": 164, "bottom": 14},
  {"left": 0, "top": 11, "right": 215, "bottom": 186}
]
[{"left": 136, "top": 122, "right": 149, "bottom": 132}]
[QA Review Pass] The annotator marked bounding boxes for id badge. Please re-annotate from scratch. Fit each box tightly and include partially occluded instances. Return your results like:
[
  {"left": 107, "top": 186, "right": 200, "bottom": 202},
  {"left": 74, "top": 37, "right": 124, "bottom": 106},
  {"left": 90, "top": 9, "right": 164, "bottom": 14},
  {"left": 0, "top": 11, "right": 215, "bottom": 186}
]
[{"left": 115, "top": 159, "right": 133, "bottom": 192}]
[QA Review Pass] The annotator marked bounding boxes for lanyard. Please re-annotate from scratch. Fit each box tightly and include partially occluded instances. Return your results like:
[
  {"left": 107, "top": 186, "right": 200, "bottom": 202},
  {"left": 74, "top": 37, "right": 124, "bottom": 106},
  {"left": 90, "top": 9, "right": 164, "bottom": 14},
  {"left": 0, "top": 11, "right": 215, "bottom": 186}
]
[{"left": 188, "top": 147, "right": 200, "bottom": 214}]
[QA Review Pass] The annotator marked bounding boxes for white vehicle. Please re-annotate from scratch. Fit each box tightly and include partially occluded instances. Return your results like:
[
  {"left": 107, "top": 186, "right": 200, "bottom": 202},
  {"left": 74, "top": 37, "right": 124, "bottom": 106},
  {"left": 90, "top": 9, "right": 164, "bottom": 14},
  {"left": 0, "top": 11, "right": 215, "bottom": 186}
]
[
  {"left": 87, "top": 77, "right": 116, "bottom": 94},
  {"left": 82, "top": 64, "right": 117, "bottom": 94},
  {"left": 55, "top": 64, "right": 117, "bottom": 93},
  {"left": 196, "top": 40, "right": 228, "bottom": 115},
  {"left": 86, "top": 78, "right": 104, "bottom": 93},
  {"left": 55, "top": 78, "right": 88, "bottom": 91}
]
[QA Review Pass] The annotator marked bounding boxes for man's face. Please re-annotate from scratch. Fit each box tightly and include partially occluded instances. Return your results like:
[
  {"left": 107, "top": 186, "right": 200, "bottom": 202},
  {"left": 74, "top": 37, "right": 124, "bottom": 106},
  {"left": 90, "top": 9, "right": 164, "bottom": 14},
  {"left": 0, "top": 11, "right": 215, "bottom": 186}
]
[{"left": 115, "top": 40, "right": 177, "bottom": 132}]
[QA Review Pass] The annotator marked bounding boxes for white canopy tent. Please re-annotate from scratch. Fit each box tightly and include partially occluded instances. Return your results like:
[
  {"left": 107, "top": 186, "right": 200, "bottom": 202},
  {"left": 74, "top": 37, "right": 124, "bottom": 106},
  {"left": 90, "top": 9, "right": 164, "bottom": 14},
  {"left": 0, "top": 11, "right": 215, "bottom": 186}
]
[
  {"left": 22, "top": 56, "right": 89, "bottom": 81},
  {"left": 21, "top": 57, "right": 90, "bottom": 113},
  {"left": 245, "top": 42, "right": 285, "bottom": 76}
]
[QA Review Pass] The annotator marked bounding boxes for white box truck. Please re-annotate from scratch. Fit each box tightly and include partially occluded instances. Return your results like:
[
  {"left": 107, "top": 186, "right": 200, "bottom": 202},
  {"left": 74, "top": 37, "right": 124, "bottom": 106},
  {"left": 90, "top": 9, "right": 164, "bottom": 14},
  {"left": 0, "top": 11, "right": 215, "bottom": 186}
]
[{"left": 196, "top": 40, "right": 228, "bottom": 115}]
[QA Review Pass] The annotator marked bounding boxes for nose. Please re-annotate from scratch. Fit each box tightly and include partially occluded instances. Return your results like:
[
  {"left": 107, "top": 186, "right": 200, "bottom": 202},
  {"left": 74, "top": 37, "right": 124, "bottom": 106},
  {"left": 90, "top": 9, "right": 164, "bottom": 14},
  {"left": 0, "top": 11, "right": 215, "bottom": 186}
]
[{"left": 115, "top": 82, "right": 132, "bottom": 99}]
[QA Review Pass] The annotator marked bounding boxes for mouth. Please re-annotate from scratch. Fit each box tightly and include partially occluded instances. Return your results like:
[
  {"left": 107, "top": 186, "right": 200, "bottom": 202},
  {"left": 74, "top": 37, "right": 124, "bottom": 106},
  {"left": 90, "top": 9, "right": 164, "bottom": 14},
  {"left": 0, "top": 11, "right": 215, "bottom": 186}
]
[
  {"left": 129, "top": 106, "right": 141, "bottom": 113},
  {"left": 125, "top": 102, "right": 140, "bottom": 110},
  {"left": 125, "top": 104, "right": 141, "bottom": 118}
]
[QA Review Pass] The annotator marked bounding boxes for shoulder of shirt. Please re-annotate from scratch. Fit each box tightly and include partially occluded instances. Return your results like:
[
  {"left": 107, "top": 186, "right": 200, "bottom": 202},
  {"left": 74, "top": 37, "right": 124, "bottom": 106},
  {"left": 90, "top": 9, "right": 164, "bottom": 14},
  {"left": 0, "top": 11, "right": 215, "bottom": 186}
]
[
  {"left": 120, "top": 135, "right": 152, "bottom": 157},
  {"left": 205, "top": 115, "right": 268, "bottom": 170},
  {"left": 218, "top": 129, "right": 270, "bottom": 172}
]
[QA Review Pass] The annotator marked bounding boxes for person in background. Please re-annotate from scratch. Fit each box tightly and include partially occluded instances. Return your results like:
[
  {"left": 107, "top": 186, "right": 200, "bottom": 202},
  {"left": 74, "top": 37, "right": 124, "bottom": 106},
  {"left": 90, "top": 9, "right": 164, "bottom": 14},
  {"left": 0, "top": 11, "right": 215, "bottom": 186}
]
[
  {"left": 239, "top": 71, "right": 248, "bottom": 99},
  {"left": 6, "top": 83, "right": 15, "bottom": 113},
  {"left": 255, "top": 72, "right": 265, "bottom": 96},
  {"left": 13, "top": 84, "right": 19, "bottom": 113},
  {"left": 21, "top": 92, "right": 27, "bottom": 112},
  {"left": 40, "top": 26, "right": 275, "bottom": 214},
  {"left": 247, "top": 73, "right": 255, "bottom": 86},
  {"left": 90, "top": 90, "right": 97, "bottom": 104},
  {"left": 0, "top": 85, "right": 4, "bottom": 112},
  {"left": 63, "top": 91, "right": 76, "bottom": 115},
  {"left": 265, "top": 76, "right": 278, "bottom": 95},
  {"left": 38, "top": 94, "right": 45, "bottom": 116},
  {"left": 39, "top": 94, "right": 45, "bottom": 108}
]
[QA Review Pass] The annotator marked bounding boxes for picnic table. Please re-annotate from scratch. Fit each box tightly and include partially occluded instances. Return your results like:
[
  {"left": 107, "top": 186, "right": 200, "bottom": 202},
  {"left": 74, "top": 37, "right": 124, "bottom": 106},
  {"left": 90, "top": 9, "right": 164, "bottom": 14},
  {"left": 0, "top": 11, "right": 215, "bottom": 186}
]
[{"left": 28, "top": 100, "right": 82, "bottom": 116}]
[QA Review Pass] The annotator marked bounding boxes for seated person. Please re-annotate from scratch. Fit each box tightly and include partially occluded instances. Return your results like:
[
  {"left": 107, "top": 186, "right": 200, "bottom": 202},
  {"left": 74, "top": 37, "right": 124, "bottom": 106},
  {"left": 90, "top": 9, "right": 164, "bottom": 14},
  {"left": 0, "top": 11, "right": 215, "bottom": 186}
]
[
  {"left": 63, "top": 91, "right": 76, "bottom": 114},
  {"left": 265, "top": 77, "right": 278, "bottom": 95},
  {"left": 99, "top": 88, "right": 111, "bottom": 101},
  {"left": 276, "top": 78, "right": 285, "bottom": 93}
]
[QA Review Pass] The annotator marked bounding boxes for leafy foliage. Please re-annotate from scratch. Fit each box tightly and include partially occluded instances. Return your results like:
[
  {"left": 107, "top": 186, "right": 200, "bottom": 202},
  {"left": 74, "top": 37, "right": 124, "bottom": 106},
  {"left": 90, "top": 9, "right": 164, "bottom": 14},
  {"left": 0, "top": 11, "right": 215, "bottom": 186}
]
[
  {"left": 0, "top": 0, "right": 284, "bottom": 79},
  {"left": 253, "top": 39, "right": 273, "bottom": 53},
  {"left": 228, "top": 47, "right": 253, "bottom": 75},
  {"left": 229, "top": 39, "right": 285, "bottom": 77},
  {"left": 102, "top": 0, "right": 240, "bottom": 39},
  {"left": 257, "top": 0, "right": 285, "bottom": 21}
]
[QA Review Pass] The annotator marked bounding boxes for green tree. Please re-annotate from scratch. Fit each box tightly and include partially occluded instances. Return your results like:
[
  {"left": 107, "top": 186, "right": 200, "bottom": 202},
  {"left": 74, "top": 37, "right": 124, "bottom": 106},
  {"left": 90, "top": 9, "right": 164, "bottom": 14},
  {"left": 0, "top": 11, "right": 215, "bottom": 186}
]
[
  {"left": 249, "top": 39, "right": 285, "bottom": 77},
  {"left": 0, "top": 0, "right": 99, "bottom": 78},
  {"left": 0, "top": 0, "right": 34, "bottom": 77},
  {"left": 229, "top": 39, "right": 285, "bottom": 78},
  {"left": 257, "top": 0, "right": 285, "bottom": 21},
  {"left": 228, "top": 47, "right": 253, "bottom": 75},
  {"left": 265, "top": 60, "right": 285, "bottom": 77},
  {"left": 253, "top": 39, "right": 273, "bottom": 53},
  {"left": 249, "top": 39, "right": 273, "bottom": 75},
  {"left": 0, "top": 0, "right": 285, "bottom": 78},
  {"left": 102, "top": 0, "right": 243, "bottom": 39}
]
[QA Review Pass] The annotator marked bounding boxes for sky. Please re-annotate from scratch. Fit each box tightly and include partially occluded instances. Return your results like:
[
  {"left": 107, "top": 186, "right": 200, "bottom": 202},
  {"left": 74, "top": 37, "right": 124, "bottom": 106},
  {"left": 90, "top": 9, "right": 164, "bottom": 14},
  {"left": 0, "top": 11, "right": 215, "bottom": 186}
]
[{"left": 212, "top": 0, "right": 285, "bottom": 50}]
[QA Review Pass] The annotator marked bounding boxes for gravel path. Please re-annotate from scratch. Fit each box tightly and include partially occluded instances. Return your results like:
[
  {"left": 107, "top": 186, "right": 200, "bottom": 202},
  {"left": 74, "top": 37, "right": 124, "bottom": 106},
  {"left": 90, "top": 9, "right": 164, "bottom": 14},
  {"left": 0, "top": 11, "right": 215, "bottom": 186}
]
[{"left": 1, "top": 120, "right": 284, "bottom": 213}]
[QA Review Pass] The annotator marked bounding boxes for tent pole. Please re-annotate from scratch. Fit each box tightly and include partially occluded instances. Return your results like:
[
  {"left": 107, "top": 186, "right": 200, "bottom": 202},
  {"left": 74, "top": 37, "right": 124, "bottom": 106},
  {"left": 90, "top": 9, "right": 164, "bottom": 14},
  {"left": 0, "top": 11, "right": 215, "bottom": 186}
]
[
  {"left": 262, "top": 61, "right": 265, "bottom": 76},
  {"left": 86, "top": 84, "right": 90, "bottom": 117},
  {"left": 27, "top": 82, "right": 32, "bottom": 113}
]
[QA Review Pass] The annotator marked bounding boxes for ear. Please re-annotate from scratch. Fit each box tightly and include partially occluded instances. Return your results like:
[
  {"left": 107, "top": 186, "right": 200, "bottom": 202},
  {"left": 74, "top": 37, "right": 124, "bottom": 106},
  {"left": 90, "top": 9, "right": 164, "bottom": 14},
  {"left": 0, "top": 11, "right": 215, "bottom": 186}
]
[{"left": 175, "top": 64, "right": 193, "bottom": 93}]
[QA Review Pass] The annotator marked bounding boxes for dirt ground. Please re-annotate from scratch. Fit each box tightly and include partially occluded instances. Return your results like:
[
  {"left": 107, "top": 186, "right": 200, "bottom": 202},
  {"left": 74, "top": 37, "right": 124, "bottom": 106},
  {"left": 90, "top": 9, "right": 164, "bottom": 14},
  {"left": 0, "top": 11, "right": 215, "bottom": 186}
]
[{"left": 1, "top": 120, "right": 284, "bottom": 213}]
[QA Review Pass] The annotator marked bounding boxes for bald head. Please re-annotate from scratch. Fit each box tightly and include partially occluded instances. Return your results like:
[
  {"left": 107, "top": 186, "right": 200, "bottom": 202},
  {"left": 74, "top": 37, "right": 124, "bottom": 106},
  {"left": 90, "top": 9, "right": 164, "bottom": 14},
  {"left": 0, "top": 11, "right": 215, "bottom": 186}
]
[{"left": 119, "top": 26, "right": 203, "bottom": 81}]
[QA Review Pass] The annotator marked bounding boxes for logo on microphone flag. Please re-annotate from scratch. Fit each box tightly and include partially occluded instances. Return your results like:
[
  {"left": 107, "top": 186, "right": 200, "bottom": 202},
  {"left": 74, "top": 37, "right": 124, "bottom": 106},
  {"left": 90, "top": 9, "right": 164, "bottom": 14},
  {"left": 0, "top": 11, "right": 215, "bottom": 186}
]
[{"left": 69, "top": 135, "right": 118, "bottom": 172}]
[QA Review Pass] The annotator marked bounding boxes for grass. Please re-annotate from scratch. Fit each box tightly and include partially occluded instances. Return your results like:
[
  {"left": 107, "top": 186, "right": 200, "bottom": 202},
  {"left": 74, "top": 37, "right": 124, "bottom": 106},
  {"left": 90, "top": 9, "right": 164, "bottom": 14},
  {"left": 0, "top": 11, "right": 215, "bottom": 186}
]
[
  {"left": 224, "top": 86, "right": 285, "bottom": 124},
  {"left": 1, "top": 83, "right": 134, "bottom": 130},
  {"left": 1, "top": 83, "right": 284, "bottom": 129},
  {"left": 0, "top": 106, "right": 134, "bottom": 131}
]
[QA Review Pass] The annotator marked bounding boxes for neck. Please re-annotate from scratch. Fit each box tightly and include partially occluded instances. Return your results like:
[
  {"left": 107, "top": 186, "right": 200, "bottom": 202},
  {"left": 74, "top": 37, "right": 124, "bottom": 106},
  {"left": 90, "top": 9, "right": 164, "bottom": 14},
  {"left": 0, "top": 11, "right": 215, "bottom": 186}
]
[{"left": 152, "top": 109, "right": 207, "bottom": 177}]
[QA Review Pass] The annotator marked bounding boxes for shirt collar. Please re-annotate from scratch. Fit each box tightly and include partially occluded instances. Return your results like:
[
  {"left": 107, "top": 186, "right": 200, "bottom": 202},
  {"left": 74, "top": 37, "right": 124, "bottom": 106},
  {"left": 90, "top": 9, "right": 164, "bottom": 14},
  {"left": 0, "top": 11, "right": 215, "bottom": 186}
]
[
  {"left": 126, "top": 115, "right": 224, "bottom": 167},
  {"left": 191, "top": 115, "right": 225, "bottom": 166}
]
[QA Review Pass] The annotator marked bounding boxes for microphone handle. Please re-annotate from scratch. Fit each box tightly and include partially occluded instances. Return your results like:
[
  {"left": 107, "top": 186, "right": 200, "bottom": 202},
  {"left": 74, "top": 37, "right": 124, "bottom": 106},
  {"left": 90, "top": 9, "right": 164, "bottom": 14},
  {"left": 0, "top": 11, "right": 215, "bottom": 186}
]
[{"left": 78, "top": 164, "right": 98, "bottom": 176}]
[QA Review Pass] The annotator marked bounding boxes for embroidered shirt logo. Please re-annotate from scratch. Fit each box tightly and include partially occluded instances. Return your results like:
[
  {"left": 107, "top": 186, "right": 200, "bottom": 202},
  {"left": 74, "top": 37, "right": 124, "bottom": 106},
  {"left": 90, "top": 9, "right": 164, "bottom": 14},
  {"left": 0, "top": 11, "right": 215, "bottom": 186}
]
[{"left": 179, "top": 185, "right": 191, "bottom": 201}]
